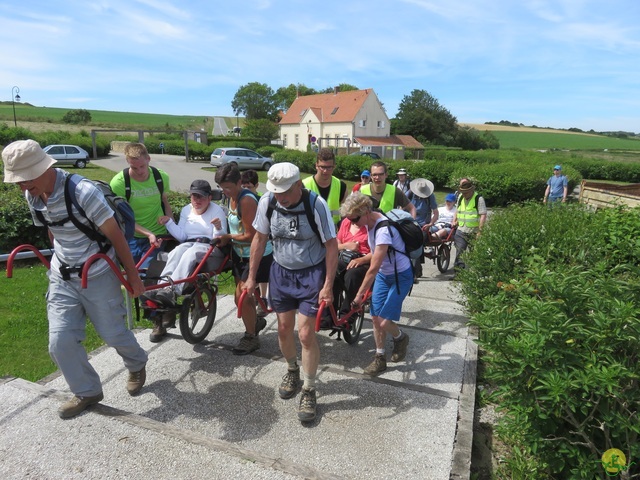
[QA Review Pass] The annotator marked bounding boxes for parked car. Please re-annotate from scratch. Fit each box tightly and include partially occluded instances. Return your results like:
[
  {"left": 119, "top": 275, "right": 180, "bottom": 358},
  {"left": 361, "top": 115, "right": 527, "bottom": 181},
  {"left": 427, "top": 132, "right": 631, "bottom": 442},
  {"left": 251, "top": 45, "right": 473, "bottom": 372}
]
[
  {"left": 349, "top": 151, "right": 381, "bottom": 159},
  {"left": 43, "top": 145, "right": 90, "bottom": 168},
  {"left": 209, "top": 148, "right": 273, "bottom": 171}
]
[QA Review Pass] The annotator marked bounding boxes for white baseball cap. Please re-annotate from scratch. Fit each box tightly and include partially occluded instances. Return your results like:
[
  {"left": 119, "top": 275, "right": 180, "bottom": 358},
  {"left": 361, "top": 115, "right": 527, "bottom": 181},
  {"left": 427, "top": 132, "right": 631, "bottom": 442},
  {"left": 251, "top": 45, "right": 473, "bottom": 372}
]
[{"left": 266, "top": 162, "right": 300, "bottom": 193}]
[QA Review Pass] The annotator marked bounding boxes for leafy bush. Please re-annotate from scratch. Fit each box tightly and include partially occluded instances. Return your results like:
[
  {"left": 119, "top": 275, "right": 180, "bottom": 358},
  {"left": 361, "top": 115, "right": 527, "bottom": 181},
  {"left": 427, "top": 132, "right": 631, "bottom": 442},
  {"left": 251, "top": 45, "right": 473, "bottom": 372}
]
[
  {"left": 61, "top": 109, "right": 92, "bottom": 124},
  {"left": 0, "top": 184, "right": 50, "bottom": 253},
  {"left": 460, "top": 204, "right": 640, "bottom": 478}
]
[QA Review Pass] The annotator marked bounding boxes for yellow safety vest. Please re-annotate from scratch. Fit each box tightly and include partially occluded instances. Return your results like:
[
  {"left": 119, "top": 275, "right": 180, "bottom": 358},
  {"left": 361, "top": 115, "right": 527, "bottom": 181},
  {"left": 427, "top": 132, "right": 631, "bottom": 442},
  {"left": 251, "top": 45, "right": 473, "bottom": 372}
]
[
  {"left": 361, "top": 184, "right": 396, "bottom": 213},
  {"left": 303, "top": 175, "right": 341, "bottom": 224},
  {"left": 457, "top": 193, "right": 480, "bottom": 228}
]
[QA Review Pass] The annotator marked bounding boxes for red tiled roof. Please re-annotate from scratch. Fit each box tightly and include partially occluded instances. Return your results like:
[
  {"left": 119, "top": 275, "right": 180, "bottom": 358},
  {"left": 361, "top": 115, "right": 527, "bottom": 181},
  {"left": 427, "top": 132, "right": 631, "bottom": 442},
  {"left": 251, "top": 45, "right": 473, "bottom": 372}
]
[
  {"left": 355, "top": 135, "right": 424, "bottom": 149},
  {"left": 280, "top": 89, "right": 374, "bottom": 125}
]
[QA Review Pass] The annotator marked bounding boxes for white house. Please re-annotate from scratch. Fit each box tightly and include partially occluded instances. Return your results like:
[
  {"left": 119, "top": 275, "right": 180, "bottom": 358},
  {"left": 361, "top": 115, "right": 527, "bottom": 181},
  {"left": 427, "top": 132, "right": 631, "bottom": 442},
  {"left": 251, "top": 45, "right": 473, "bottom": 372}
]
[{"left": 279, "top": 88, "right": 391, "bottom": 152}]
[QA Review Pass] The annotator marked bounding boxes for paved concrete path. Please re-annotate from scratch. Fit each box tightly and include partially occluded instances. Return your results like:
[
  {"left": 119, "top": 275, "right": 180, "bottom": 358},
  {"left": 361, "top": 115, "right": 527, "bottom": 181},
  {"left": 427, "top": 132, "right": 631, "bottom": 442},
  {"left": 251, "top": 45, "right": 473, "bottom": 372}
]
[{"left": 1, "top": 252, "right": 476, "bottom": 480}]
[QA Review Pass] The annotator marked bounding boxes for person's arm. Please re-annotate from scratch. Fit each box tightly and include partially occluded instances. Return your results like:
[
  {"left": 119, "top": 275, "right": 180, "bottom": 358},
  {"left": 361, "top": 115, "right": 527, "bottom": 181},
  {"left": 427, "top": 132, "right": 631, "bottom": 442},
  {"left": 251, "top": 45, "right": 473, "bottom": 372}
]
[
  {"left": 243, "top": 231, "right": 268, "bottom": 294},
  {"left": 353, "top": 243, "right": 388, "bottom": 305},
  {"left": 404, "top": 201, "right": 417, "bottom": 218},
  {"left": 319, "top": 237, "right": 338, "bottom": 307},
  {"left": 134, "top": 223, "right": 161, "bottom": 247},
  {"left": 562, "top": 178, "right": 568, "bottom": 202},
  {"left": 218, "top": 196, "right": 257, "bottom": 246},
  {"left": 161, "top": 193, "right": 173, "bottom": 219},
  {"left": 99, "top": 217, "right": 145, "bottom": 297},
  {"left": 543, "top": 184, "right": 550, "bottom": 203}
]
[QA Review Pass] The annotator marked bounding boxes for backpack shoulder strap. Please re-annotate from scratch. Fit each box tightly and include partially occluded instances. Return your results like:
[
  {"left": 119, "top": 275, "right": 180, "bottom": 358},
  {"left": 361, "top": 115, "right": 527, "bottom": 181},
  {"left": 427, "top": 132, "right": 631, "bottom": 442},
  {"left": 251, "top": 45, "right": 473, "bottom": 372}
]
[
  {"left": 236, "top": 189, "right": 259, "bottom": 221},
  {"left": 122, "top": 168, "right": 132, "bottom": 202},
  {"left": 150, "top": 166, "right": 166, "bottom": 214},
  {"left": 302, "top": 189, "right": 322, "bottom": 243},
  {"left": 372, "top": 217, "right": 402, "bottom": 294},
  {"left": 64, "top": 174, "right": 105, "bottom": 244}
]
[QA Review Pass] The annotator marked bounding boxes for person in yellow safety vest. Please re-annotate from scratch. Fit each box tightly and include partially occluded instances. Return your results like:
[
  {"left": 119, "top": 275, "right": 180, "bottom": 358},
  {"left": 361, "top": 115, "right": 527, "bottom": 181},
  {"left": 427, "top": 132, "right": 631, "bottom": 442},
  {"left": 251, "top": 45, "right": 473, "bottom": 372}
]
[
  {"left": 452, "top": 178, "right": 487, "bottom": 271},
  {"left": 302, "top": 148, "right": 347, "bottom": 225},
  {"left": 360, "top": 161, "right": 417, "bottom": 217}
]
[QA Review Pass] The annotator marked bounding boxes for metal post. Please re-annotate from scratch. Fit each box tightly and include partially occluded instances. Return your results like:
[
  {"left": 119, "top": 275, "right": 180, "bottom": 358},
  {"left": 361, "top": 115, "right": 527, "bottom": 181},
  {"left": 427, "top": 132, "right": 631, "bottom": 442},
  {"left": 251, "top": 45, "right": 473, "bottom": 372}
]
[{"left": 11, "top": 86, "right": 20, "bottom": 127}]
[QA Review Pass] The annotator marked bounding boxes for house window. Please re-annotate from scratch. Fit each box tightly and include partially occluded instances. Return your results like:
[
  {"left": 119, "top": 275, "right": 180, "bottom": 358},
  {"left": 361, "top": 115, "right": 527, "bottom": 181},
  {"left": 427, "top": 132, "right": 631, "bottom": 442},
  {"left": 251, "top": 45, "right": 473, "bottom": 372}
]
[
  {"left": 295, "top": 134, "right": 299, "bottom": 147},
  {"left": 283, "top": 134, "right": 288, "bottom": 147},
  {"left": 359, "top": 119, "right": 366, "bottom": 127},
  {"left": 377, "top": 120, "right": 385, "bottom": 128},
  {"left": 331, "top": 107, "right": 339, "bottom": 115}
]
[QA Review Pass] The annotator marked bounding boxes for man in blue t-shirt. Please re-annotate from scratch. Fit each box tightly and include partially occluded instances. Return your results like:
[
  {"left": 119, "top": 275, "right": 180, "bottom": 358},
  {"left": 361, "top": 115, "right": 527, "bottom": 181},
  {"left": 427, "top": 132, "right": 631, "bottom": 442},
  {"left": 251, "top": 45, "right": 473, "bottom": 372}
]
[{"left": 544, "top": 165, "right": 568, "bottom": 204}]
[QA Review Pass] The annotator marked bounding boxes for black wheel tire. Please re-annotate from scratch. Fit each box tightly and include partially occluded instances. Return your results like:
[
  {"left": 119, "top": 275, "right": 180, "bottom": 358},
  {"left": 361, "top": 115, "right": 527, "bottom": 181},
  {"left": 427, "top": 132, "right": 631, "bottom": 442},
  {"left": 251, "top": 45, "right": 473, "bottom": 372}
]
[
  {"left": 76, "top": 159, "right": 87, "bottom": 168},
  {"left": 179, "top": 287, "right": 217, "bottom": 344},
  {"left": 263, "top": 162, "right": 272, "bottom": 171},
  {"left": 437, "top": 244, "right": 451, "bottom": 273},
  {"left": 342, "top": 307, "right": 364, "bottom": 345}
]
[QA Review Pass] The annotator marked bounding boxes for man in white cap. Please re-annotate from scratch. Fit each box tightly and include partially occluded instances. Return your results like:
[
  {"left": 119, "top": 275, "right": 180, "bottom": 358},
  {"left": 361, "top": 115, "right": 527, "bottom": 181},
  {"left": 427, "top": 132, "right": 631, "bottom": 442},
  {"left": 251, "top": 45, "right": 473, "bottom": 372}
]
[
  {"left": 393, "top": 168, "right": 412, "bottom": 200},
  {"left": 2, "top": 139, "right": 148, "bottom": 419},
  {"left": 244, "top": 162, "right": 337, "bottom": 423}
]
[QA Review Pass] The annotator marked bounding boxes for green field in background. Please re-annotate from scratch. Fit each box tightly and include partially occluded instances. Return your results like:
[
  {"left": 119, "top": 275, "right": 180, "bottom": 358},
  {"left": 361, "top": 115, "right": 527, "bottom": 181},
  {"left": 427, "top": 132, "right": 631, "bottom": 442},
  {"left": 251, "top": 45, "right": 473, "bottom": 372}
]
[
  {"left": 490, "top": 130, "right": 640, "bottom": 150},
  {"left": 0, "top": 104, "right": 241, "bottom": 131}
]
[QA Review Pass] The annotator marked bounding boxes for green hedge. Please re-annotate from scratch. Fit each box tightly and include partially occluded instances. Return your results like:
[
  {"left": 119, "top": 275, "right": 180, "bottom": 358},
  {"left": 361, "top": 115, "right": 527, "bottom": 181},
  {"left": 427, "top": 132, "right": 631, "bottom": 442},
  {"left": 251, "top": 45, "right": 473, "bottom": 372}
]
[{"left": 459, "top": 203, "right": 640, "bottom": 478}]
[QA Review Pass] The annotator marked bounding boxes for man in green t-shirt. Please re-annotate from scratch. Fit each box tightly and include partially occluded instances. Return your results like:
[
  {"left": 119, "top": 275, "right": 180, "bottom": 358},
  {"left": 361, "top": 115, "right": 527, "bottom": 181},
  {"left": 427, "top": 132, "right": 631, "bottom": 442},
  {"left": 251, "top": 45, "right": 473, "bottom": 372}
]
[
  {"left": 110, "top": 143, "right": 174, "bottom": 342},
  {"left": 110, "top": 143, "right": 173, "bottom": 263}
]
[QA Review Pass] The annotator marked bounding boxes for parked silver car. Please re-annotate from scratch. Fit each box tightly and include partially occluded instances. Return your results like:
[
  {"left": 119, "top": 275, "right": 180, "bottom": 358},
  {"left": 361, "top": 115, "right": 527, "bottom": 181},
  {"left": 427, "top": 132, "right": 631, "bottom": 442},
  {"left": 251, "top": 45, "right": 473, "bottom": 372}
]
[
  {"left": 209, "top": 148, "right": 273, "bottom": 171},
  {"left": 43, "top": 144, "right": 90, "bottom": 168}
]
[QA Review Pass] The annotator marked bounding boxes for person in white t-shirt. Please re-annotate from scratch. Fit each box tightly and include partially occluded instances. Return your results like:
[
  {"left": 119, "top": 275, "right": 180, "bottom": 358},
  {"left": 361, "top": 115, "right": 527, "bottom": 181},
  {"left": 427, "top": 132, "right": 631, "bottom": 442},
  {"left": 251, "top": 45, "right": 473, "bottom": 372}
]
[{"left": 430, "top": 193, "right": 457, "bottom": 240}]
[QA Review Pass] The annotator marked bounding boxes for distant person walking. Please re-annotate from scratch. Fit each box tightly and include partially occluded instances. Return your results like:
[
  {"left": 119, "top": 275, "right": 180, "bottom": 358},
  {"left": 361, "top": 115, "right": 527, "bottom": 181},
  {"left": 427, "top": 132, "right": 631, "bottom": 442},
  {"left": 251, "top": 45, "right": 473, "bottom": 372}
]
[
  {"left": 302, "top": 147, "right": 347, "bottom": 225},
  {"left": 452, "top": 179, "right": 486, "bottom": 271},
  {"left": 543, "top": 165, "right": 568, "bottom": 204}
]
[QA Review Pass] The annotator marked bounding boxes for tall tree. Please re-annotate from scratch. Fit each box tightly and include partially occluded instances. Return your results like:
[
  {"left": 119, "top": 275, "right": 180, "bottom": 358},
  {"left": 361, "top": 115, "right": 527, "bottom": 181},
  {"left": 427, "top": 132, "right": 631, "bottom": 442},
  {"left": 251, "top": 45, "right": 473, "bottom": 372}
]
[
  {"left": 241, "top": 118, "right": 279, "bottom": 140},
  {"left": 231, "top": 82, "right": 279, "bottom": 121},
  {"left": 320, "top": 83, "right": 359, "bottom": 93},
  {"left": 392, "top": 89, "right": 458, "bottom": 145},
  {"left": 274, "top": 83, "right": 317, "bottom": 112}
]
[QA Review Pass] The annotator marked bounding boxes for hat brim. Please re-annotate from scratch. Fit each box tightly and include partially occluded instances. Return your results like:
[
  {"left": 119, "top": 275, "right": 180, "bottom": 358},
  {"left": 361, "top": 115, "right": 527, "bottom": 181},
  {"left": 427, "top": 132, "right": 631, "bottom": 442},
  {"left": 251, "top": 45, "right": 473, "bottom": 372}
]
[
  {"left": 190, "top": 189, "right": 211, "bottom": 197},
  {"left": 266, "top": 179, "right": 297, "bottom": 194},
  {"left": 3, "top": 154, "right": 57, "bottom": 183},
  {"left": 409, "top": 178, "right": 434, "bottom": 198}
]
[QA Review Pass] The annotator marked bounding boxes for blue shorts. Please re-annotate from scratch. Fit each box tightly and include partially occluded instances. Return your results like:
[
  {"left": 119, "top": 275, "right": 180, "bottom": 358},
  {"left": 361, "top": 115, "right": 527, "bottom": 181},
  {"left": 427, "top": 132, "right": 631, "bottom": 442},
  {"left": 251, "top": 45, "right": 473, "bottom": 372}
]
[
  {"left": 370, "top": 268, "right": 413, "bottom": 322},
  {"left": 269, "top": 261, "right": 326, "bottom": 318}
]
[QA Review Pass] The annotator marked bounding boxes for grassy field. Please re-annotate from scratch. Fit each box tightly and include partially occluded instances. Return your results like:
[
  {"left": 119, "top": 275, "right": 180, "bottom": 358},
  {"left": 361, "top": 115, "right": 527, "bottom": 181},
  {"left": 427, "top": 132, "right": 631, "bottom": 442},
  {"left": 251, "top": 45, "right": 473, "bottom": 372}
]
[
  {"left": 490, "top": 130, "right": 640, "bottom": 150},
  {"left": 0, "top": 103, "right": 240, "bottom": 132}
]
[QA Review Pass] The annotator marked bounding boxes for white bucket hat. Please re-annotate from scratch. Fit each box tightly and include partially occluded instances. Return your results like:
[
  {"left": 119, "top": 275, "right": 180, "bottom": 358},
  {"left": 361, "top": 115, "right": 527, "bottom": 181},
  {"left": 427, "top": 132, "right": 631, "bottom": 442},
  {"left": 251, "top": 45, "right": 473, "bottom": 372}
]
[
  {"left": 409, "top": 178, "right": 434, "bottom": 198},
  {"left": 2, "top": 139, "right": 57, "bottom": 183}
]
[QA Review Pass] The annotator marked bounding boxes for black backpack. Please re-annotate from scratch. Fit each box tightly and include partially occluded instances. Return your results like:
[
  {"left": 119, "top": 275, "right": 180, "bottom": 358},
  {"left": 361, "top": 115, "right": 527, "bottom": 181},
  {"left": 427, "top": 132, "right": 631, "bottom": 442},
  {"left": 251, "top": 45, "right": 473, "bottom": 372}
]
[
  {"left": 373, "top": 208, "right": 423, "bottom": 293},
  {"left": 34, "top": 174, "right": 136, "bottom": 279}
]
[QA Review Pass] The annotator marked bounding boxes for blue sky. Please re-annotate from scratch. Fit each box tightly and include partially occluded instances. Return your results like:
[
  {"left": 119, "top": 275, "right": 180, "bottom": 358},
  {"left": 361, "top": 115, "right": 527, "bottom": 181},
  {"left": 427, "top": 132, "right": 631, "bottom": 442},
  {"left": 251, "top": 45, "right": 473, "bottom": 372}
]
[{"left": 2, "top": 0, "right": 639, "bottom": 132}]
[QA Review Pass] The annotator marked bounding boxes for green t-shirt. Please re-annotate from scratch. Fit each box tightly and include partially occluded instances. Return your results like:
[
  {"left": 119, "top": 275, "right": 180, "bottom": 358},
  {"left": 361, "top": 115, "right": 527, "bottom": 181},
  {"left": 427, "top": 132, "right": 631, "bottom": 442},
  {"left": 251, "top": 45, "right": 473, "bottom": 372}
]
[{"left": 110, "top": 168, "right": 170, "bottom": 237}]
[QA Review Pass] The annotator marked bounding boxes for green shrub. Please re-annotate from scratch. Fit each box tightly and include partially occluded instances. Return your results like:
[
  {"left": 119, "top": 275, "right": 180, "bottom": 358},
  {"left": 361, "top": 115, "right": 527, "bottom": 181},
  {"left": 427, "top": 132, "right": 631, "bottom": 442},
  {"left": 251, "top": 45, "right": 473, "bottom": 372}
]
[
  {"left": 461, "top": 204, "right": 640, "bottom": 478},
  {"left": 0, "top": 184, "right": 50, "bottom": 253}
]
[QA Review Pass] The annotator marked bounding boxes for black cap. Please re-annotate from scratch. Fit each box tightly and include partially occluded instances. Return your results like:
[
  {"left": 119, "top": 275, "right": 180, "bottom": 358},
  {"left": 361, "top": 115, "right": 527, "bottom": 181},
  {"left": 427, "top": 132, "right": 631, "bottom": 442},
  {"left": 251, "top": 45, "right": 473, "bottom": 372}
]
[{"left": 190, "top": 179, "right": 212, "bottom": 197}]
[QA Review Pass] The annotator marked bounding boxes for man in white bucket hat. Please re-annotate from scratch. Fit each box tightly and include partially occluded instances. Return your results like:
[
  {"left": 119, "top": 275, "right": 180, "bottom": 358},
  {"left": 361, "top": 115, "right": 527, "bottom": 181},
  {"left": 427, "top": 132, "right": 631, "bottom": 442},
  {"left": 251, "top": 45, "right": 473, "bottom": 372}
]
[{"left": 2, "top": 139, "right": 148, "bottom": 419}]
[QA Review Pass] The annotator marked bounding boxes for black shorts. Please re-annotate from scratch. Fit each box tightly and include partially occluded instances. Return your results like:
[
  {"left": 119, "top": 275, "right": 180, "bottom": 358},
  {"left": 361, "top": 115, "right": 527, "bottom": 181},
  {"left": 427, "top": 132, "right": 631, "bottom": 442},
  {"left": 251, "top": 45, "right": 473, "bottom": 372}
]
[{"left": 231, "top": 249, "right": 272, "bottom": 283}]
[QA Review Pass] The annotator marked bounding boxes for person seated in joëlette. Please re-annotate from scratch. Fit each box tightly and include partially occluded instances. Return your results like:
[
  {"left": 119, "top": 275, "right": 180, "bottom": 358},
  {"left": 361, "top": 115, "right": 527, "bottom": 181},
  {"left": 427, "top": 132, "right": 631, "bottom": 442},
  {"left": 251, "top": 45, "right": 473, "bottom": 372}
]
[{"left": 142, "top": 180, "right": 227, "bottom": 307}]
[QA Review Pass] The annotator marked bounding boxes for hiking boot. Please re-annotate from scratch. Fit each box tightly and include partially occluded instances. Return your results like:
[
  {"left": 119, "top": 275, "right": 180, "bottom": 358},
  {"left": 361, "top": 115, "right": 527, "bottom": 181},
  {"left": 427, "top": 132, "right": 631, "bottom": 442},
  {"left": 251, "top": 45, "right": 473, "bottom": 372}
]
[
  {"left": 255, "top": 316, "right": 267, "bottom": 335},
  {"left": 149, "top": 320, "right": 167, "bottom": 343},
  {"left": 232, "top": 333, "right": 260, "bottom": 355},
  {"left": 391, "top": 333, "right": 410, "bottom": 362},
  {"left": 58, "top": 393, "right": 104, "bottom": 419},
  {"left": 256, "top": 297, "right": 269, "bottom": 317},
  {"left": 278, "top": 368, "right": 300, "bottom": 399},
  {"left": 298, "top": 387, "right": 317, "bottom": 423},
  {"left": 363, "top": 354, "right": 387, "bottom": 376},
  {"left": 161, "top": 311, "right": 176, "bottom": 329},
  {"left": 127, "top": 365, "right": 146, "bottom": 396}
]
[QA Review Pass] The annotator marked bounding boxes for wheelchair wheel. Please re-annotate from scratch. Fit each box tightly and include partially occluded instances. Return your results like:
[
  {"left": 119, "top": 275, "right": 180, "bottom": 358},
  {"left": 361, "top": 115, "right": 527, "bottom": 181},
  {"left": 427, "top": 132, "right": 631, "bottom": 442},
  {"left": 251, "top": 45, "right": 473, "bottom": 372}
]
[
  {"left": 342, "top": 307, "right": 364, "bottom": 345},
  {"left": 437, "top": 244, "right": 451, "bottom": 273},
  {"left": 179, "top": 286, "right": 217, "bottom": 344}
]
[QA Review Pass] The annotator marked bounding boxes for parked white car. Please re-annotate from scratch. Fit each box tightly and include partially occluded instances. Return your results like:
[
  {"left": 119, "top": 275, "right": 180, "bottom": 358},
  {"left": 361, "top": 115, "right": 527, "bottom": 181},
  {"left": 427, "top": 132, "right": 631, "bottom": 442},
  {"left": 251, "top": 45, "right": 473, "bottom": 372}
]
[
  {"left": 43, "top": 145, "right": 90, "bottom": 168},
  {"left": 209, "top": 148, "right": 273, "bottom": 171}
]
